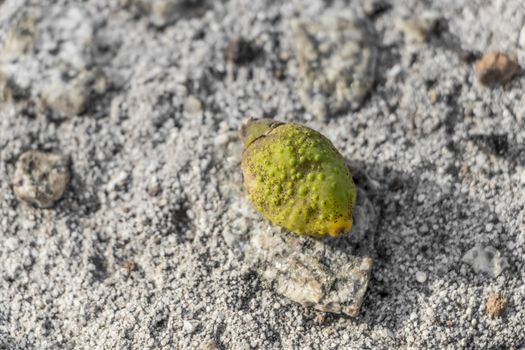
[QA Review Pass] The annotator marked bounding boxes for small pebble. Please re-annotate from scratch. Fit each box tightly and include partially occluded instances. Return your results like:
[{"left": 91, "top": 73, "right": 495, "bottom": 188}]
[
  {"left": 419, "top": 223, "right": 429, "bottom": 234},
  {"left": 225, "top": 38, "right": 259, "bottom": 65},
  {"left": 415, "top": 271, "right": 428, "bottom": 283},
  {"left": 183, "top": 320, "right": 197, "bottom": 333},
  {"left": 12, "top": 150, "right": 70, "bottom": 208},
  {"left": 107, "top": 171, "right": 129, "bottom": 191},
  {"left": 363, "top": 0, "right": 391, "bottom": 18},
  {"left": 429, "top": 89, "right": 438, "bottom": 104},
  {"left": 485, "top": 293, "right": 507, "bottom": 318},
  {"left": 122, "top": 261, "right": 137, "bottom": 274},
  {"left": 469, "top": 134, "right": 508, "bottom": 157},
  {"left": 341, "top": 332, "right": 350, "bottom": 342},
  {"left": 147, "top": 182, "right": 161, "bottom": 196},
  {"left": 462, "top": 245, "right": 507, "bottom": 277},
  {"left": 185, "top": 95, "right": 203, "bottom": 115},
  {"left": 200, "top": 340, "right": 220, "bottom": 350},
  {"left": 460, "top": 50, "right": 481, "bottom": 64},
  {"left": 395, "top": 14, "right": 438, "bottom": 43},
  {"left": 41, "top": 71, "right": 94, "bottom": 118},
  {"left": 474, "top": 51, "right": 521, "bottom": 86}
]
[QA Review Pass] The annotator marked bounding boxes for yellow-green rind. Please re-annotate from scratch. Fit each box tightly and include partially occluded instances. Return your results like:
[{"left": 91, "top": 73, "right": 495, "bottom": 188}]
[
  {"left": 240, "top": 119, "right": 282, "bottom": 151},
  {"left": 241, "top": 122, "right": 357, "bottom": 237}
]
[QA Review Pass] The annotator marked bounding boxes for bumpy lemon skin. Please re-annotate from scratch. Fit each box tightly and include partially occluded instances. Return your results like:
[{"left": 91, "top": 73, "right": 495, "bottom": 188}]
[{"left": 241, "top": 119, "right": 357, "bottom": 237}]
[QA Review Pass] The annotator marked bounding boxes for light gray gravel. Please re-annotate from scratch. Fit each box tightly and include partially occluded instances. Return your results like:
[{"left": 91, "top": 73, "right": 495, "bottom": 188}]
[{"left": 1, "top": 0, "right": 525, "bottom": 349}]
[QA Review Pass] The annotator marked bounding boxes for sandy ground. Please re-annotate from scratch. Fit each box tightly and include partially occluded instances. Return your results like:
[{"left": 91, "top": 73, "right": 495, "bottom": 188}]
[{"left": 1, "top": 0, "right": 525, "bottom": 349}]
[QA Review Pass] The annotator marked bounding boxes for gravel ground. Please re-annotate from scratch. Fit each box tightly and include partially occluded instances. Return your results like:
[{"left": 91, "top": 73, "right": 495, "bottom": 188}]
[{"left": 1, "top": 0, "right": 525, "bottom": 349}]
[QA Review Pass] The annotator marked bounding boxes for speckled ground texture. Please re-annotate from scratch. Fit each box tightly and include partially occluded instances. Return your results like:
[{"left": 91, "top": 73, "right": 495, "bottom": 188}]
[{"left": 1, "top": 0, "right": 525, "bottom": 349}]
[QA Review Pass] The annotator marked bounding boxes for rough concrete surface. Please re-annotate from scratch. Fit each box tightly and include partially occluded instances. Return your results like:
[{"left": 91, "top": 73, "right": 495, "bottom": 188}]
[{"left": 1, "top": 0, "right": 525, "bottom": 349}]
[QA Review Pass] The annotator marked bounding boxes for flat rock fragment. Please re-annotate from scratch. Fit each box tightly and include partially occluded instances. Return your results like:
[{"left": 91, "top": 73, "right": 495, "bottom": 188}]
[
  {"left": 12, "top": 150, "right": 70, "bottom": 208},
  {"left": 41, "top": 71, "right": 98, "bottom": 118},
  {"left": 291, "top": 14, "right": 377, "bottom": 120},
  {"left": 474, "top": 51, "right": 521, "bottom": 86},
  {"left": 246, "top": 226, "right": 373, "bottom": 316},
  {"left": 245, "top": 187, "right": 376, "bottom": 316}
]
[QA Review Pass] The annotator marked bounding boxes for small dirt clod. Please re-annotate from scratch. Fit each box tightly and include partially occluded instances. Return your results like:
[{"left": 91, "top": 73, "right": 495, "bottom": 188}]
[
  {"left": 475, "top": 51, "right": 521, "bottom": 86},
  {"left": 12, "top": 150, "right": 70, "bottom": 208},
  {"left": 485, "top": 293, "right": 507, "bottom": 318}
]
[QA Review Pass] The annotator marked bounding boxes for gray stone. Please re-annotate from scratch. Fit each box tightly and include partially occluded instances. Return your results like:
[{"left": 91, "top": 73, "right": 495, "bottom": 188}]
[
  {"left": 12, "top": 150, "right": 70, "bottom": 208},
  {"left": 363, "top": 0, "right": 391, "bottom": 18},
  {"left": 40, "top": 71, "right": 94, "bottom": 118},
  {"left": 291, "top": 14, "right": 377, "bottom": 120},
  {"left": 415, "top": 271, "right": 427, "bottom": 283},
  {"left": 462, "top": 245, "right": 508, "bottom": 278},
  {"left": 245, "top": 219, "right": 374, "bottom": 316},
  {"left": 183, "top": 320, "right": 199, "bottom": 334}
]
